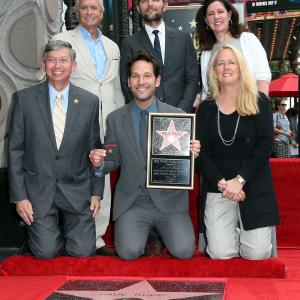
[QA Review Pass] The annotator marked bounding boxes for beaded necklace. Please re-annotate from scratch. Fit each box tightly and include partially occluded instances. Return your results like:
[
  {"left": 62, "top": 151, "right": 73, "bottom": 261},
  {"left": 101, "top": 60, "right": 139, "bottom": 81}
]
[{"left": 217, "top": 101, "right": 240, "bottom": 147}]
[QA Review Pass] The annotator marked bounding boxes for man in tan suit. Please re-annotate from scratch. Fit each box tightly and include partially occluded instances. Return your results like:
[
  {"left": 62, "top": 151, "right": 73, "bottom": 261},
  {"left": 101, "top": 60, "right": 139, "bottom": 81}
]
[{"left": 52, "top": 0, "right": 124, "bottom": 255}]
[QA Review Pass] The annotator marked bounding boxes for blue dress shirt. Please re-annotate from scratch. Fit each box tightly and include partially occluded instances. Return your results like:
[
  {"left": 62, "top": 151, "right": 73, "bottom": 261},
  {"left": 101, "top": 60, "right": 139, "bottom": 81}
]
[
  {"left": 79, "top": 25, "right": 107, "bottom": 80},
  {"left": 131, "top": 99, "right": 158, "bottom": 144},
  {"left": 49, "top": 84, "right": 69, "bottom": 112}
]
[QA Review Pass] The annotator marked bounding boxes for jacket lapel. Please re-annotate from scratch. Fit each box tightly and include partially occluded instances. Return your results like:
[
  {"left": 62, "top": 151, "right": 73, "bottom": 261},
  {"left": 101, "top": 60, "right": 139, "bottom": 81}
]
[
  {"left": 60, "top": 84, "right": 80, "bottom": 150},
  {"left": 139, "top": 29, "right": 156, "bottom": 55},
  {"left": 156, "top": 98, "right": 170, "bottom": 113},
  {"left": 101, "top": 36, "right": 112, "bottom": 81},
  {"left": 164, "top": 26, "right": 175, "bottom": 71},
  {"left": 36, "top": 82, "right": 57, "bottom": 151}
]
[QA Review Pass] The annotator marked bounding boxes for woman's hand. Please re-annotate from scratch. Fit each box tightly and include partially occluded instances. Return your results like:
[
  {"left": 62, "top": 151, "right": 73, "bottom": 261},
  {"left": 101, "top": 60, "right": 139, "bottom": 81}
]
[
  {"left": 222, "top": 178, "right": 245, "bottom": 202},
  {"left": 217, "top": 178, "right": 227, "bottom": 192},
  {"left": 190, "top": 140, "right": 201, "bottom": 158}
]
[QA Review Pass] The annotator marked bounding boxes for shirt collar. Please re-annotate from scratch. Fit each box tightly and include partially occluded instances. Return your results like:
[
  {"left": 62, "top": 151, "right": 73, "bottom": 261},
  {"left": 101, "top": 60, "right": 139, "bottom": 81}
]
[
  {"left": 79, "top": 24, "right": 102, "bottom": 42},
  {"left": 132, "top": 98, "right": 158, "bottom": 115},
  {"left": 145, "top": 22, "right": 165, "bottom": 37},
  {"left": 48, "top": 83, "right": 70, "bottom": 103}
]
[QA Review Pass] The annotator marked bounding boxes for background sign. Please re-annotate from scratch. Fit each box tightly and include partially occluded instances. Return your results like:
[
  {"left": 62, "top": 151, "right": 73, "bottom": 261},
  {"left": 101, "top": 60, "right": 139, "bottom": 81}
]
[{"left": 246, "top": 0, "right": 300, "bottom": 13}]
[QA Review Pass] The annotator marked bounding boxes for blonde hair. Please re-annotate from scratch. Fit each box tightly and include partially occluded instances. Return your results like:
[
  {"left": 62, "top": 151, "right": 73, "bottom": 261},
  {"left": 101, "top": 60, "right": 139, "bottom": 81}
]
[{"left": 208, "top": 45, "right": 259, "bottom": 116}]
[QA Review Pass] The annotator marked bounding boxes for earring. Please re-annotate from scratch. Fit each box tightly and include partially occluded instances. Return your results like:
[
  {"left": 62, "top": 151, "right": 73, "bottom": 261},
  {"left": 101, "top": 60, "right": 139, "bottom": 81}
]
[
  {"left": 229, "top": 19, "right": 232, "bottom": 24},
  {"left": 206, "top": 24, "right": 210, "bottom": 30}
]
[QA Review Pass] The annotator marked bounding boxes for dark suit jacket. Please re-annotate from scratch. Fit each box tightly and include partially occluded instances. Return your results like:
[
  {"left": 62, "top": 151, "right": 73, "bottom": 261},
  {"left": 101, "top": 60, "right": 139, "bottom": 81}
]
[
  {"left": 196, "top": 93, "right": 280, "bottom": 231},
  {"left": 120, "top": 26, "right": 199, "bottom": 113},
  {"left": 100, "top": 100, "right": 190, "bottom": 221},
  {"left": 8, "top": 81, "right": 102, "bottom": 218}
]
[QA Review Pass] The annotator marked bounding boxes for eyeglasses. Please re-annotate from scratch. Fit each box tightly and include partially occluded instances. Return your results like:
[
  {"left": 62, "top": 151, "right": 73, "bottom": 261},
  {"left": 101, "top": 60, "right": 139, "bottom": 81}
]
[{"left": 279, "top": 104, "right": 287, "bottom": 106}]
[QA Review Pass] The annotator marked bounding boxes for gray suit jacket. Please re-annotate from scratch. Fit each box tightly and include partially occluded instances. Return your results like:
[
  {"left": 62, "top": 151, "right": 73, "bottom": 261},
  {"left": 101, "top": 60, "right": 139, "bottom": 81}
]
[
  {"left": 101, "top": 100, "right": 189, "bottom": 221},
  {"left": 8, "top": 81, "right": 102, "bottom": 218},
  {"left": 120, "top": 26, "right": 199, "bottom": 113}
]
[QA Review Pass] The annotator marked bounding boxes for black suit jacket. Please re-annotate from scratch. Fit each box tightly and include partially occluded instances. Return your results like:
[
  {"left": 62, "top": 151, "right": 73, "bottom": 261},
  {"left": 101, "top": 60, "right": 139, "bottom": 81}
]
[{"left": 120, "top": 26, "right": 199, "bottom": 113}]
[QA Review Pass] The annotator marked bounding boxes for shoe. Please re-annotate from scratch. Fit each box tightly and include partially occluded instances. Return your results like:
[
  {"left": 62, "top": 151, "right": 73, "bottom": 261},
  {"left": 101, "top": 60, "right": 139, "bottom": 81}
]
[
  {"left": 19, "top": 240, "right": 33, "bottom": 256},
  {"left": 145, "top": 244, "right": 163, "bottom": 256},
  {"left": 95, "top": 245, "right": 116, "bottom": 256}
]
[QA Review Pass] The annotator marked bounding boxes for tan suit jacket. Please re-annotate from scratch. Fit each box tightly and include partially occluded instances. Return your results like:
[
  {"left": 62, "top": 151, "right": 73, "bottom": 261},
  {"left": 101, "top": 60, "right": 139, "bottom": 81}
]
[{"left": 52, "top": 27, "right": 125, "bottom": 139}]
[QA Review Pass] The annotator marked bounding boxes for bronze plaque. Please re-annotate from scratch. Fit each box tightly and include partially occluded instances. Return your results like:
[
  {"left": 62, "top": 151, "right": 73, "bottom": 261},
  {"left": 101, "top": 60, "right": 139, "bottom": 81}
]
[{"left": 146, "top": 113, "right": 195, "bottom": 189}]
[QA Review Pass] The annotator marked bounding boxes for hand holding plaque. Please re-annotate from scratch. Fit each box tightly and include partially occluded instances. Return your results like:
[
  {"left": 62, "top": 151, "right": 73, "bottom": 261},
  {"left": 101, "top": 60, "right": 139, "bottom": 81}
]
[{"left": 146, "top": 113, "right": 195, "bottom": 189}]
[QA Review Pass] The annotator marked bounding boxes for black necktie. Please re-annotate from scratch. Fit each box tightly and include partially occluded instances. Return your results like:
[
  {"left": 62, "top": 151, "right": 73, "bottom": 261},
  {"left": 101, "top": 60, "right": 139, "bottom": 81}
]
[
  {"left": 140, "top": 110, "right": 148, "bottom": 159},
  {"left": 152, "top": 30, "right": 163, "bottom": 67}
]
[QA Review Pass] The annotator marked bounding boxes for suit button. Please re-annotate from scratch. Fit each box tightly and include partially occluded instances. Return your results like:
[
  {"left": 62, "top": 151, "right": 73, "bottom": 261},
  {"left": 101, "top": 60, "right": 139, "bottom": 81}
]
[{"left": 55, "top": 155, "right": 61, "bottom": 160}]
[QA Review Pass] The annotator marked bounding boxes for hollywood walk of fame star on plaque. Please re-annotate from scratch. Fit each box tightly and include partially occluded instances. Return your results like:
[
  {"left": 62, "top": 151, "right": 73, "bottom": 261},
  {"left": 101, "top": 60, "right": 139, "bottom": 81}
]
[{"left": 146, "top": 113, "right": 195, "bottom": 190}]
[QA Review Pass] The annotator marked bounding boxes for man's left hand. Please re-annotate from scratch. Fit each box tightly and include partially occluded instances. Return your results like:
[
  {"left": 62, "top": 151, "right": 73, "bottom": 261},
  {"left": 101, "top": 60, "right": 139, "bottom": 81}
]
[
  {"left": 190, "top": 140, "right": 201, "bottom": 158},
  {"left": 90, "top": 196, "right": 101, "bottom": 219}
]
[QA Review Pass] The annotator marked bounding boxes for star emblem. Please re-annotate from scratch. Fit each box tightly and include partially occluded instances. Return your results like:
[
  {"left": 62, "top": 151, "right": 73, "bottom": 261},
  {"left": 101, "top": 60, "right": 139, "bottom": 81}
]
[
  {"left": 106, "top": 148, "right": 113, "bottom": 154},
  {"left": 58, "top": 280, "right": 220, "bottom": 299},
  {"left": 189, "top": 18, "right": 197, "bottom": 28},
  {"left": 178, "top": 26, "right": 183, "bottom": 31},
  {"left": 156, "top": 119, "right": 188, "bottom": 151},
  {"left": 73, "top": 99, "right": 79, "bottom": 104}
]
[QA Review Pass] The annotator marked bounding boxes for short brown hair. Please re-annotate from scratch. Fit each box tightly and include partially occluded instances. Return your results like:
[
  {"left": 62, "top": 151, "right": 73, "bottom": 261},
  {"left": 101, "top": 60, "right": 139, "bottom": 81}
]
[{"left": 127, "top": 51, "right": 160, "bottom": 78}]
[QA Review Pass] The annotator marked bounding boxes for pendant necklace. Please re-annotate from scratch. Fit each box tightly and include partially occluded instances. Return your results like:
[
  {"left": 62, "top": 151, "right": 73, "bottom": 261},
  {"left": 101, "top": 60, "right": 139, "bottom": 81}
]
[{"left": 217, "top": 100, "right": 240, "bottom": 146}]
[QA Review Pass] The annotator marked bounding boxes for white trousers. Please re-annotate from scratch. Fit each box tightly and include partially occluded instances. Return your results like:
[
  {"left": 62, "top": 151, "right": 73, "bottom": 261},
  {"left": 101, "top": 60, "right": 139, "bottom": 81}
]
[
  {"left": 95, "top": 174, "right": 111, "bottom": 248},
  {"left": 205, "top": 193, "right": 273, "bottom": 260}
]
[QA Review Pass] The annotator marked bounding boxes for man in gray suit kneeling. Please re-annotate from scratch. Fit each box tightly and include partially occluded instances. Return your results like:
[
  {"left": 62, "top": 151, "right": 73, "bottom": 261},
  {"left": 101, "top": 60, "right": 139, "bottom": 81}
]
[
  {"left": 8, "top": 40, "right": 102, "bottom": 259},
  {"left": 90, "top": 52, "right": 200, "bottom": 260}
]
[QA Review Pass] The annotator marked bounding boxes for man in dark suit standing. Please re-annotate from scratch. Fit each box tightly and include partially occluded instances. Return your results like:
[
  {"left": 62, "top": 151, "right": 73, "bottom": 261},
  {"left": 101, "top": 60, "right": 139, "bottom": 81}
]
[
  {"left": 90, "top": 52, "right": 200, "bottom": 260},
  {"left": 8, "top": 40, "right": 102, "bottom": 259},
  {"left": 120, "top": 0, "right": 199, "bottom": 113}
]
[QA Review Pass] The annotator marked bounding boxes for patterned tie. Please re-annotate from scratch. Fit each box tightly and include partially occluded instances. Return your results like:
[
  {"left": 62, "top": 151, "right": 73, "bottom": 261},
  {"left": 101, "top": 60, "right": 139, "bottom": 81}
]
[
  {"left": 152, "top": 30, "right": 163, "bottom": 68},
  {"left": 52, "top": 93, "right": 66, "bottom": 149},
  {"left": 140, "top": 110, "right": 148, "bottom": 159}
]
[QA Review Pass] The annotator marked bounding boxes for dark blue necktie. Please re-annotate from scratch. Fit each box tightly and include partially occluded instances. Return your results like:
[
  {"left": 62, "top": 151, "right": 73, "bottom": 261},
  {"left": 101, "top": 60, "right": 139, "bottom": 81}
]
[{"left": 152, "top": 30, "right": 163, "bottom": 67}]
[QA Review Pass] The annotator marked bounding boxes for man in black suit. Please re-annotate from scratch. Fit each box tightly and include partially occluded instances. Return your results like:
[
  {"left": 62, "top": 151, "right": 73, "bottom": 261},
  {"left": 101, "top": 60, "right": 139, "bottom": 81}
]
[
  {"left": 8, "top": 40, "right": 102, "bottom": 259},
  {"left": 120, "top": 0, "right": 199, "bottom": 113}
]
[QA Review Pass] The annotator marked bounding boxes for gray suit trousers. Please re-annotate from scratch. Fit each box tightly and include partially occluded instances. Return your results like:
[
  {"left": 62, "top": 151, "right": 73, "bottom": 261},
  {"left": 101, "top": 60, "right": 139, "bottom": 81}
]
[
  {"left": 114, "top": 194, "right": 195, "bottom": 260},
  {"left": 28, "top": 187, "right": 96, "bottom": 259}
]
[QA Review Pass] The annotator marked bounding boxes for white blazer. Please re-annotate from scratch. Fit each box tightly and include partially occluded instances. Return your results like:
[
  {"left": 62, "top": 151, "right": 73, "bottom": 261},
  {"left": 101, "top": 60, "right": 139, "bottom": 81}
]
[
  {"left": 200, "top": 32, "right": 271, "bottom": 101},
  {"left": 52, "top": 27, "right": 125, "bottom": 139}
]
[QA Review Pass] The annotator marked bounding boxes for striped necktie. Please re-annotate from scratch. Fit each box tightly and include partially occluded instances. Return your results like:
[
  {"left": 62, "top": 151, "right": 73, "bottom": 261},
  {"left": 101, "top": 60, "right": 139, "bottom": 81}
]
[{"left": 52, "top": 93, "right": 66, "bottom": 149}]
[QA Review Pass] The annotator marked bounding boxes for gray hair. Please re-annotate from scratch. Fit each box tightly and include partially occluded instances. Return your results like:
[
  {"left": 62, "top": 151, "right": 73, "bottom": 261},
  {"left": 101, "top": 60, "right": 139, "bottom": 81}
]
[
  {"left": 42, "top": 40, "right": 76, "bottom": 62},
  {"left": 75, "top": 0, "right": 105, "bottom": 12},
  {"left": 137, "top": 0, "right": 167, "bottom": 4}
]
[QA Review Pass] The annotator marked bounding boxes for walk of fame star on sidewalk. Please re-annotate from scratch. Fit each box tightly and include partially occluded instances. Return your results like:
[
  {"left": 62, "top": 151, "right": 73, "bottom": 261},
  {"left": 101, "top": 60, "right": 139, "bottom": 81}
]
[{"left": 53, "top": 280, "right": 224, "bottom": 300}]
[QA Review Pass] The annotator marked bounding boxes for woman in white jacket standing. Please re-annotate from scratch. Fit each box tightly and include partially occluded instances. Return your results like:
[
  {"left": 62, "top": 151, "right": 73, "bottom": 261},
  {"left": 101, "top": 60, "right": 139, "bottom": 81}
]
[{"left": 194, "top": 0, "right": 271, "bottom": 108}]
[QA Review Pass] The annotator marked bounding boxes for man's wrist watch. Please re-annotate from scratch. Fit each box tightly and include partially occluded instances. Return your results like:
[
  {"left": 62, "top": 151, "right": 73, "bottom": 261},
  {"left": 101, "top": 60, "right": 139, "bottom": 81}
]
[{"left": 236, "top": 175, "right": 245, "bottom": 185}]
